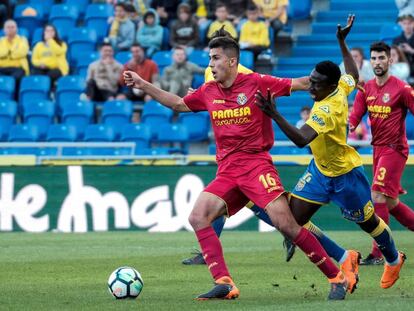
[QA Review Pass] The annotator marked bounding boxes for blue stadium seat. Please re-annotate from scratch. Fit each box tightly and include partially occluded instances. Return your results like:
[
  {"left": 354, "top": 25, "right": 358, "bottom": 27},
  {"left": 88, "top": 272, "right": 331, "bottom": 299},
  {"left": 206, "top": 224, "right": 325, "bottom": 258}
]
[
  {"left": 102, "top": 100, "right": 133, "bottom": 140},
  {"left": 84, "top": 124, "right": 115, "bottom": 142},
  {"left": 157, "top": 123, "right": 190, "bottom": 154},
  {"left": 272, "top": 68, "right": 310, "bottom": 78},
  {"left": 0, "top": 100, "right": 17, "bottom": 140},
  {"left": 115, "top": 51, "right": 132, "bottom": 65},
  {"left": 357, "top": 147, "right": 373, "bottom": 154},
  {"left": 19, "top": 75, "right": 51, "bottom": 105},
  {"left": 28, "top": 0, "right": 54, "bottom": 17},
  {"left": 84, "top": 4, "right": 114, "bottom": 41},
  {"left": 75, "top": 51, "right": 100, "bottom": 77},
  {"left": 13, "top": 4, "right": 45, "bottom": 36},
  {"left": 49, "top": 4, "right": 79, "bottom": 41},
  {"left": 240, "top": 50, "right": 254, "bottom": 69},
  {"left": 292, "top": 46, "right": 340, "bottom": 57},
  {"left": 312, "top": 22, "right": 383, "bottom": 34},
  {"left": 296, "top": 34, "right": 379, "bottom": 47},
  {"left": 47, "top": 124, "right": 77, "bottom": 142},
  {"left": 68, "top": 28, "right": 97, "bottom": 65},
  {"left": 406, "top": 114, "right": 414, "bottom": 140},
  {"left": 137, "top": 147, "right": 170, "bottom": 156},
  {"left": 141, "top": 100, "right": 174, "bottom": 138},
  {"left": 178, "top": 112, "right": 209, "bottom": 141},
  {"left": 208, "top": 143, "right": 216, "bottom": 155},
  {"left": 30, "top": 27, "right": 43, "bottom": 47},
  {"left": 0, "top": 76, "right": 15, "bottom": 100},
  {"left": 277, "top": 57, "right": 342, "bottom": 71},
  {"left": 56, "top": 75, "right": 85, "bottom": 110},
  {"left": 8, "top": 124, "right": 40, "bottom": 142},
  {"left": 380, "top": 23, "right": 401, "bottom": 43},
  {"left": 152, "top": 50, "right": 173, "bottom": 74},
  {"left": 188, "top": 50, "right": 209, "bottom": 67},
  {"left": 61, "top": 100, "right": 94, "bottom": 138},
  {"left": 288, "top": 0, "right": 312, "bottom": 20},
  {"left": 121, "top": 123, "right": 152, "bottom": 154},
  {"left": 273, "top": 123, "right": 289, "bottom": 141},
  {"left": 64, "top": 0, "right": 90, "bottom": 18},
  {"left": 316, "top": 11, "right": 397, "bottom": 23},
  {"left": 330, "top": 0, "right": 397, "bottom": 11},
  {"left": 83, "top": 124, "right": 116, "bottom": 155},
  {"left": 192, "top": 73, "right": 204, "bottom": 89},
  {"left": 23, "top": 100, "right": 55, "bottom": 140},
  {"left": 270, "top": 146, "right": 310, "bottom": 155}
]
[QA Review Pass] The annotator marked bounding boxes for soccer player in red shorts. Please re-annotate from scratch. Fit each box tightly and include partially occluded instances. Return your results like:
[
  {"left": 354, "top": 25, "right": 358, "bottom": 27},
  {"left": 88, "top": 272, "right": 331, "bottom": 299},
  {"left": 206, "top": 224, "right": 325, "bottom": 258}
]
[
  {"left": 349, "top": 41, "right": 414, "bottom": 265},
  {"left": 124, "top": 36, "right": 350, "bottom": 300}
]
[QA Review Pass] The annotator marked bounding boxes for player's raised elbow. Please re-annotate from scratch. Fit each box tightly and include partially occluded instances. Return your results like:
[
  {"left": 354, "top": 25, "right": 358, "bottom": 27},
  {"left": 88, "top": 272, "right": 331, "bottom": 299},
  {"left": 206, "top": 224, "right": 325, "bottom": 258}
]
[{"left": 171, "top": 99, "right": 190, "bottom": 113}]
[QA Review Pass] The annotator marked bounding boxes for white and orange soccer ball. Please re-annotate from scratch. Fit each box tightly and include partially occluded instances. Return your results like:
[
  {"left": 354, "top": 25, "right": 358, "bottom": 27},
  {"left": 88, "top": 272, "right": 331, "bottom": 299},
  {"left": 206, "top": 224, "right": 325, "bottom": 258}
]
[{"left": 107, "top": 266, "right": 143, "bottom": 299}]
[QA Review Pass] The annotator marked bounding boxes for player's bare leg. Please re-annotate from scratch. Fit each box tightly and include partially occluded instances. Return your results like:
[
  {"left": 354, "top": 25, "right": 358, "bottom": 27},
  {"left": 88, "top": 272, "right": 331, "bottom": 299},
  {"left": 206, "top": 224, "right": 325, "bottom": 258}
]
[
  {"left": 266, "top": 195, "right": 348, "bottom": 300},
  {"left": 188, "top": 192, "right": 240, "bottom": 300}
]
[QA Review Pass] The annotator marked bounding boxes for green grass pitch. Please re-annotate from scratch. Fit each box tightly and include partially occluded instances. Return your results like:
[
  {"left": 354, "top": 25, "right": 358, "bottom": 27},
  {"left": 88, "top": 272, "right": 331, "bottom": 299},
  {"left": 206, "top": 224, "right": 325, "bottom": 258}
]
[{"left": 0, "top": 231, "right": 413, "bottom": 311}]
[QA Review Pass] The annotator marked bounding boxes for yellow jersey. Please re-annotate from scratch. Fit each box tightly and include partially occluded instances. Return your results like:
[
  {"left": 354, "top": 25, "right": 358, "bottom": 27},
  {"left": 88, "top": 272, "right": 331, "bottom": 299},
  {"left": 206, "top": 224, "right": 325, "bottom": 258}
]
[
  {"left": 204, "top": 64, "right": 252, "bottom": 82},
  {"left": 31, "top": 39, "right": 69, "bottom": 75},
  {"left": 305, "top": 74, "right": 362, "bottom": 177}
]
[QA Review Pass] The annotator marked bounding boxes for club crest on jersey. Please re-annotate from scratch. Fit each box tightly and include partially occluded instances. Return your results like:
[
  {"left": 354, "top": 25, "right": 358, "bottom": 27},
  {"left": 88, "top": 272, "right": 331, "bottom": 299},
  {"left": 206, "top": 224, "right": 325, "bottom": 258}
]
[
  {"left": 382, "top": 93, "right": 390, "bottom": 103},
  {"left": 237, "top": 93, "right": 248, "bottom": 105}
]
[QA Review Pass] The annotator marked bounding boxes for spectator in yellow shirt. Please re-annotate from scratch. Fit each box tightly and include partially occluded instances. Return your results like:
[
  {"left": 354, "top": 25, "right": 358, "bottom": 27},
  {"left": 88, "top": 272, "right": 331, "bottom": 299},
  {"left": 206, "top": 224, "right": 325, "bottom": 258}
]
[
  {"left": 0, "top": 19, "right": 29, "bottom": 96},
  {"left": 207, "top": 3, "right": 237, "bottom": 40},
  {"left": 31, "top": 24, "right": 69, "bottom": 85},
  {"left": 254, "top": 0, "right": 288, "bottom": 41},
  {"left": 239, "top": 5, "right": 270, "bottom": 59}
]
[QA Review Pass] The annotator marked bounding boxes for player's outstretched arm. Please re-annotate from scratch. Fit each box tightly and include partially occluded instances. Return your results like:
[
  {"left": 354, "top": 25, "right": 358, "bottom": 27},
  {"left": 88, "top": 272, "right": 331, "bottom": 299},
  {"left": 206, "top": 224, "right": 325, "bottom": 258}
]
[
  {"left": 255, "top": 89, "right": 317, "bottom": 148},
  {"left": 337, "top": 14, "right": 359, "bottom": 84},
  {"left": 123, "top": 70, "right": 191, "bottom": 112},
  {"left": 291, "top": 76, "right": 310, "bottom": 91}
]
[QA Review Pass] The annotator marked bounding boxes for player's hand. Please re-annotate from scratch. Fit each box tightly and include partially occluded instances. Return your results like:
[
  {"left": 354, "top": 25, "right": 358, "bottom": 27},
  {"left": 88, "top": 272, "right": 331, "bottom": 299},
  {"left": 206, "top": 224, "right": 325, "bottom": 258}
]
[
  {"left": 123, "top": 71, "right": 145, "bottom": 89},
  {"left": 337, "top": 14, "right": 355, "bottom": 41},
  {"left": 187, "top": 88, "right": 195, "bottom": 95},
  {"left": 255, "top": 89, "right": 278, "bottom": 118}
]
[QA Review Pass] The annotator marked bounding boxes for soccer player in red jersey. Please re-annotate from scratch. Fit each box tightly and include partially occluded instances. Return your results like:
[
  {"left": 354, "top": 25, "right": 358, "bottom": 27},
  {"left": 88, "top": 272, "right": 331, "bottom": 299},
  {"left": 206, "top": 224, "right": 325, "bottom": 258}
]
[
  {"left": 349, "top": 41, "right": 414, "bottom": 265},
  {"left": 124, "top": 36, "right": 349, "bottom": 300}
]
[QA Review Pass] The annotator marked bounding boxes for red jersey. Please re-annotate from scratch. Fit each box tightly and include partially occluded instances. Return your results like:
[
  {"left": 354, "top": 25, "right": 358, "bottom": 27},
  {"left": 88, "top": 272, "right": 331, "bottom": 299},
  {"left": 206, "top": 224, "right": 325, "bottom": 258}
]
[
  {"left": 183, "top": 72, "right": 292, "bottom": 162},
  {"left": 349, "top": 76, "right": 414, "bottom": 148}
]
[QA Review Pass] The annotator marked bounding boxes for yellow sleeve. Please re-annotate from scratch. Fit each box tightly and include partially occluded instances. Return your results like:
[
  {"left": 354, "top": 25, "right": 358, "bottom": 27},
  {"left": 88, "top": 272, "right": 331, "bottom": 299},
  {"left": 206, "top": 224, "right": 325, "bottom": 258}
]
[
  {"left": 339, "top": 74, "right": 356, "bottom": 96},
  {"left": 305, "top": 108, "right": 334, "bottom": 135},
  {"left": 258, "top": 23, "right": 270, "bottom": 47},
  {"left": 31, "top": 43, "right": 42, "bottom": 67},
  {"left": 0, "top": 39, "right": 8, "bottom": 58},
  {"left": 48, "top": 39, "right": 67, "bottom": 56},
  {"left": 10, "top": 36, "right": 29, "bottom": 59}
]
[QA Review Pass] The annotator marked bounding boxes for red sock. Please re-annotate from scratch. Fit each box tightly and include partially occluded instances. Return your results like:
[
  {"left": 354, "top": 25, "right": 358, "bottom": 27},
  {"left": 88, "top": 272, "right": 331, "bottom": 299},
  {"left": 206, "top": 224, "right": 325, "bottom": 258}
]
[
  {"left": 390, "top": 201, "right": 414, "bottom": 231},
  {"left": 195, "top": 226, "right": 230, "bottom": 281},
  {"left": 371, "top": 202, "right": 389, "bottom": 258},
  {"left": 294, "top": 227, "right": 340, "bottom": 279}
]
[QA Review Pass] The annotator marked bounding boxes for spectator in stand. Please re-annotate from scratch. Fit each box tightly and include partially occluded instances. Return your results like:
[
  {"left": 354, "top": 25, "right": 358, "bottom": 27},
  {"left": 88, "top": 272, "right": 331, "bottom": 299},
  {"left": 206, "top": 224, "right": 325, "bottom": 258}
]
[
  {"left": 136, "top": 9, "right": 163, "bottom": 57},
  {"left": 84, "top": 43, "right": 123, "bottom": 102},
  {"left": 348, "top": 104, "right": 370, "bottom": 144},
  {"left": 295, "top": 106, "right": 311, "bottom": 129},
  {"left": 0, "top": 19, "right": 29, "bottom": 98},
  {"left": 391, "top": 44, "right": 411, "bottom": 81},
  {"left": 393, "top": 14, "right": 414, "bottom": 76},
  {"left": 339, "top": 47, "right": 374, "bottom": 85},
  {"left": 396, "top": 0, "right": 414, "bottom": 17},
  {"left": 239, "top": 4, "right": 270, "bottom": 60},
  {"left": 253, "top": 0, "right": 288, "bottom": 41},
  {"left": 109, "top": 3, "right": 135, "bottom": 52},
  {"left": 160, "top": 46, "right": 204, "bottom": 97},
  {"left": 187, "top": 0, "right": 218, "bottom": 25},
  {"left": 150, "top": 0, "right": 181, "bottom": 27},
  {"left": 226, "top": 0, "right": 249, "bottom": 25},
  {"left": 170, "top": 3, "right": 199, "bottom": 54},
  {"left": 207, "top": 3, "right": 237, "bottom": 40},
  {"left": 31, "top": 24, "right": 68, "bottom": 86},
  {"left": 118, "top": 43, "right": 159, "bottom": 103}
]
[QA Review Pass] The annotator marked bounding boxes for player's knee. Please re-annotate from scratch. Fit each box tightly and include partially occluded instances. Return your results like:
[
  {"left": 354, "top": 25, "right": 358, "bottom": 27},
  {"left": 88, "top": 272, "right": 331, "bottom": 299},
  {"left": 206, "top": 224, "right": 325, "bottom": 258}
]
[
  {"left": 372, "top": 191, "right": 386, "bottom": 203},
  {"left": 188, "top": 209, "right": 205, "bottom": 229},
  {"left": 386, "top": 197, "right": 399, "bottom": 210}
]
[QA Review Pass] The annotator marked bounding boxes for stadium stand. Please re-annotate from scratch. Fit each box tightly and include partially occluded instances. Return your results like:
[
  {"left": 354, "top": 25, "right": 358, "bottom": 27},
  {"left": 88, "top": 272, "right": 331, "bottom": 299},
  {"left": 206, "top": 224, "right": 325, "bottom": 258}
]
[{"left": 1, "top": 0, "right": 413, "bottom": 158}]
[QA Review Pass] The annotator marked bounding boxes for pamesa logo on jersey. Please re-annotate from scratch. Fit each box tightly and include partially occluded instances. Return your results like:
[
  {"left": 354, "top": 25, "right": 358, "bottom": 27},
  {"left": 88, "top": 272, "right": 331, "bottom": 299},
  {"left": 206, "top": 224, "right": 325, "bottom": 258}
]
[{"left": 237, "top": 93, "right": 248, "bottom": 105}]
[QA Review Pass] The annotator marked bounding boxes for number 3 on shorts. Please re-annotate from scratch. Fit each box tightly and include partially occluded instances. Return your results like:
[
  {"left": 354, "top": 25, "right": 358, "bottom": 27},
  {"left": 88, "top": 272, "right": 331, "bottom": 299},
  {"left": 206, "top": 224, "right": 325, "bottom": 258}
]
[
  {"left": 259, "top": 173, "right": 276, "bottom": 189},
  {"left": 377, "top": 167, "right": 387, "bottom": 181}
]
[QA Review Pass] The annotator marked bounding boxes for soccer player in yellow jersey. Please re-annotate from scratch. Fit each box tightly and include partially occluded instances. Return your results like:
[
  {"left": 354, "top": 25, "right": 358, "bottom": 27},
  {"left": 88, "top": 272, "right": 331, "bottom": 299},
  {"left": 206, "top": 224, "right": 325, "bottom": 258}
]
[{"left": 256, "top": 15, "right": 406, "bottom": 294}]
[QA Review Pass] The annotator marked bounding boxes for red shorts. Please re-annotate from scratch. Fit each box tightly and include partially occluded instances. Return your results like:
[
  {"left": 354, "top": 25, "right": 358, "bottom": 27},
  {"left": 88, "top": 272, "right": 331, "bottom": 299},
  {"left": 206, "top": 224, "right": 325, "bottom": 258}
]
[
  {"left": 204, "top": 152, "right": 285, "bottom": 216},
  {"left": 372, "top": 145, "right": 408, "bottom": 199}
]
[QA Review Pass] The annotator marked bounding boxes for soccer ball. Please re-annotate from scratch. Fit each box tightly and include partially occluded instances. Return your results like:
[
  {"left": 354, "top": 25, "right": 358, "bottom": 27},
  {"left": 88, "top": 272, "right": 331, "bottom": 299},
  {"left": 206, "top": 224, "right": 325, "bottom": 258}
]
[{"left": 107, "top": 266, "right": 144, "bottom": 299}]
